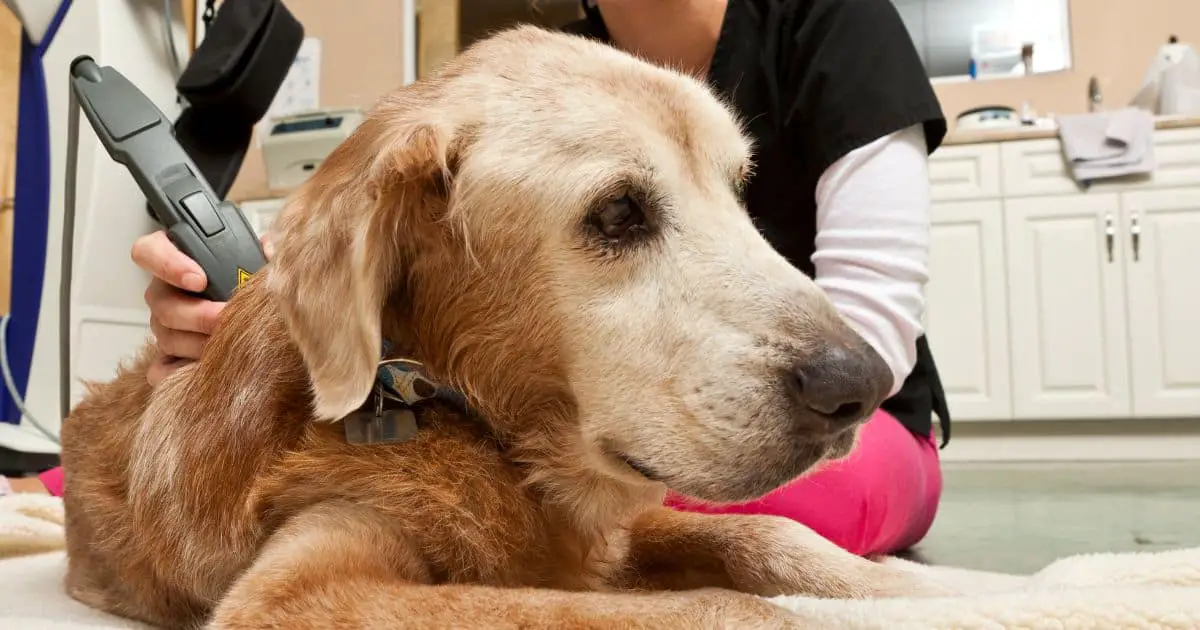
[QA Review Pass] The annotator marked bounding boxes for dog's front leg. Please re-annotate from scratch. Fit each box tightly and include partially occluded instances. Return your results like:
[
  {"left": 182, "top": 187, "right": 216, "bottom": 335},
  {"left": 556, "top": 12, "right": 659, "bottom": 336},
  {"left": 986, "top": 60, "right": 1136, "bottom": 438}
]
[
  {"left": 619, "top": 508, "right": 954, "bottom": 599},
  {"left": 208, "top": 501, "right": 807, "bottom": 630}
]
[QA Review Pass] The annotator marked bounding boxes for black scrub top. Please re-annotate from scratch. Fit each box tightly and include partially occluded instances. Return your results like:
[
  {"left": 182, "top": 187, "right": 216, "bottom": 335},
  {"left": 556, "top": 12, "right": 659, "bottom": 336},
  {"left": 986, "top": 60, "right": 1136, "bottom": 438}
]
[{"left": 564, "top": 0, "right": 952, "bottom": 445}]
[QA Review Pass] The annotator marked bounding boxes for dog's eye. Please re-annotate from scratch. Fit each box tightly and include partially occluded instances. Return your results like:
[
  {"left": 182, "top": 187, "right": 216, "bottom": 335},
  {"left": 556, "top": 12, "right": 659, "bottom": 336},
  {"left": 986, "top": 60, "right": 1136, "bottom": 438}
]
[
  {"left": 732, "top": 163, "right": 751, "bottom": 201},
  {"left": 592, "top": 195, "right": 646, "bottom": 240}
]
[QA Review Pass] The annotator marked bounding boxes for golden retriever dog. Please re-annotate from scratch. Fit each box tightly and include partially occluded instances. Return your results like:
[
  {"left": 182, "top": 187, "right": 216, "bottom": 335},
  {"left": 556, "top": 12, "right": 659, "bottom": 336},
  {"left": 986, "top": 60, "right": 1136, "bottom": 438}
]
[{"left": 60, "top": 26, "right": 948, "bottom": 629}]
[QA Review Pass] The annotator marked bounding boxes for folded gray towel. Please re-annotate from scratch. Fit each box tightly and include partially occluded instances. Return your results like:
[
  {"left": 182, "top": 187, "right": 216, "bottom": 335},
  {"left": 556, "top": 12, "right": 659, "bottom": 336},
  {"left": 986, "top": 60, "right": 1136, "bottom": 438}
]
[{"left": 1056, "top": 107, "right": 1156, "bottom": 184}]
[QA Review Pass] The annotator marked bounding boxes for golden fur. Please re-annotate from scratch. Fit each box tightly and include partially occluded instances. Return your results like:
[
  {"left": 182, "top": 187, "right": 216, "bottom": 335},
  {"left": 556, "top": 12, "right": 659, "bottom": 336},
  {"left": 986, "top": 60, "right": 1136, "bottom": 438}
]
[{"left": 61, "top": 27, "right": 950, "bottom": 629}]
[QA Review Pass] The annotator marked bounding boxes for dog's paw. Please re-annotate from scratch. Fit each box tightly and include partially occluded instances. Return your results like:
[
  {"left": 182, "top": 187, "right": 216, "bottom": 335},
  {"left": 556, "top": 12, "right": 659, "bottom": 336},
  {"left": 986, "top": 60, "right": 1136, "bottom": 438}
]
[
  {"left": 723, "top": 517, "right": 959, "bottom": 600},
  {"left": 863, "top": 565, "right": 959, "bottom": 599}
]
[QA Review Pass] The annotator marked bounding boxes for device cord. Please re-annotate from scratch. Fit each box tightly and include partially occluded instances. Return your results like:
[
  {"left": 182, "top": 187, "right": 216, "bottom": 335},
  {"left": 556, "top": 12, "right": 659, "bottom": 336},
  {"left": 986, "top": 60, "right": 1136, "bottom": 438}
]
[
  {"left": 56, "top": 73, "right": 80, "bottom": 440},
  {"left": 162, "top": 0, "right": 182, "bottom": 79},
  {"left": 0, "top": 314, "right": 58, "bottom": 444}
]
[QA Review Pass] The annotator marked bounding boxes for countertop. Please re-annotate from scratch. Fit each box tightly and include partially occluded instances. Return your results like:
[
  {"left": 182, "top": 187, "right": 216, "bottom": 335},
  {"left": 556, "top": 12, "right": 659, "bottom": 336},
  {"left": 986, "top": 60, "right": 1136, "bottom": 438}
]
[{"left": 942, "top": 113, "right": 1200, "bottom": 146}]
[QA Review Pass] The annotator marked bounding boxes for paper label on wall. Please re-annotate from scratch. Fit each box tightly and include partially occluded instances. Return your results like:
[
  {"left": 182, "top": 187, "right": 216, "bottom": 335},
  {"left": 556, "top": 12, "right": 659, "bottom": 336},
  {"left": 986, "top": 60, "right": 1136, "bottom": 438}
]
[{"left": 255, "top": 37, "right": 322, "bottom": 147}]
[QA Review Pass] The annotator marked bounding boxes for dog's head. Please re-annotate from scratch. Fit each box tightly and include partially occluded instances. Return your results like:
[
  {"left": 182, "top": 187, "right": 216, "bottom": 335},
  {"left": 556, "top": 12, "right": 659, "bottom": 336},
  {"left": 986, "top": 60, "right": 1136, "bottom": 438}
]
[{"left": 267, "top": 27, "right": 893, "bottom": 503}]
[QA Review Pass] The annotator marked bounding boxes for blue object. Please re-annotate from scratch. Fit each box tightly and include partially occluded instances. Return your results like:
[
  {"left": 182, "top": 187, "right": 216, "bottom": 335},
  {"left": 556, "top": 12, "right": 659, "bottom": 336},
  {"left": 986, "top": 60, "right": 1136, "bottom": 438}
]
[{"left": 3, "top": 0, "right": 73, "bottom": 425}]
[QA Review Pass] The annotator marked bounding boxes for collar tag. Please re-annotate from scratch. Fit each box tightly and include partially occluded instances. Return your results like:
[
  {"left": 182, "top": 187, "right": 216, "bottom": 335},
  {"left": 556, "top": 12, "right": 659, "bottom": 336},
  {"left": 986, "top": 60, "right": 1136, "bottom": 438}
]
[
  {"left": 343, "top": 408, "right": 419, "bottom": 445},
  {"left": 343, "top": 383, "right": 419, "bottom": 445}
]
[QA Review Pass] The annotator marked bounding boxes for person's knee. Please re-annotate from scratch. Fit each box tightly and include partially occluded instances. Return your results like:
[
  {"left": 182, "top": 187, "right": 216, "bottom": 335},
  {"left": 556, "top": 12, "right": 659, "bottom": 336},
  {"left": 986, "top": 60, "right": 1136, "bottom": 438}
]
[
  {"left": 802, "top": 483, "right": 876, "bottom": 556},
  {"left": 775, "top": 458, "right": 935, "bottom": 557}
]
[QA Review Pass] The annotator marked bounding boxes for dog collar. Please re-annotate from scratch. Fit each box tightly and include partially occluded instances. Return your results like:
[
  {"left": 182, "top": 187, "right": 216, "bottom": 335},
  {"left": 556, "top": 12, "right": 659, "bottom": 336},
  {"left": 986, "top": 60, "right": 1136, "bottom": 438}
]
[{"left": 340, "top": 340, "right": 469, "bottom": 445}]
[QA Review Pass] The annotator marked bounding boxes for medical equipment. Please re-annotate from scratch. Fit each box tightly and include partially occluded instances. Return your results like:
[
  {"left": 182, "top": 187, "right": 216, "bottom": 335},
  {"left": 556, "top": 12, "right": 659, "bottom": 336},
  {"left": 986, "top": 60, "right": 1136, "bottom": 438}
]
[
  {"left": 262, "top": 108, "right": 365, "bottom": 191},
  {"left": 70, "top": 57, "right": 268, "bottom": 300},
  {"left": 56, "top": 56, "right": 268, "bottom": 428}
]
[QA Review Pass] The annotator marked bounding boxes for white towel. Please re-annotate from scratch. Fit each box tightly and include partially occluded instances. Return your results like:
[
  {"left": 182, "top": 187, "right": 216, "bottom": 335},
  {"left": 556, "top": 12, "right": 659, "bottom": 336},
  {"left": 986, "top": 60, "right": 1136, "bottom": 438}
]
[
  {"left": 0, "top": 493, "right": 67, "bottom": 560},
  {"left": 770, "top": 547, "right": 1200, "bottom": 629},
  {"left": 1057, "top": 107, "right": 1157, "bottom": 184}
]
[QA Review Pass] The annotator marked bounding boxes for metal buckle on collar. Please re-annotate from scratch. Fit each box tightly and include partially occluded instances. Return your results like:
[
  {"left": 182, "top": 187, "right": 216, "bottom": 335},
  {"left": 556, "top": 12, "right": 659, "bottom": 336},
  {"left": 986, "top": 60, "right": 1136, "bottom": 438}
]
[{"left": 376, "top": 358, "right": 441, "bottom": 406}]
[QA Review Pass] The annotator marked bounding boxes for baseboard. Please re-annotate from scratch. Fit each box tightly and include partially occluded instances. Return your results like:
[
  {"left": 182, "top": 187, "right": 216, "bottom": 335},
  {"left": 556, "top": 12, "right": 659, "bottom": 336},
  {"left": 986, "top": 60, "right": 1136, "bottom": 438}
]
[{"left": 939, "top": 418, "right": 1200, "bottom": 462}]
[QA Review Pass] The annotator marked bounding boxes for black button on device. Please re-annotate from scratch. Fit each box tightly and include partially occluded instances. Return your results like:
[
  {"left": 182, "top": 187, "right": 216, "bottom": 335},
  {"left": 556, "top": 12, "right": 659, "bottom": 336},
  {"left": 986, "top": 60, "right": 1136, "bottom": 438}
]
[{"left": 179, "top": 192, "right": 226, "bottom": 236}]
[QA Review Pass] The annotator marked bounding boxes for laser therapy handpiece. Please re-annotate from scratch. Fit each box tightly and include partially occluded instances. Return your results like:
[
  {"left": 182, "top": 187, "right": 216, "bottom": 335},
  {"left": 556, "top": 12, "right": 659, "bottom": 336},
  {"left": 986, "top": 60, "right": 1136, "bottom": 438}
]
[{"left": 68, "top": 56, "right": 267, "bottom": 302}]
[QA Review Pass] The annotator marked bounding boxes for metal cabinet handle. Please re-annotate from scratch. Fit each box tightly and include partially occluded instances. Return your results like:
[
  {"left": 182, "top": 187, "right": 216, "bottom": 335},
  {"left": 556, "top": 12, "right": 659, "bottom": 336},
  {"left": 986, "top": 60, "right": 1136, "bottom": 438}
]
[
  {"left": 1130, "top": 211, "right": 1141, "bottom": 262},
  {"left": 1105, "top": 212, "right": 1115, "bottom": 262}
]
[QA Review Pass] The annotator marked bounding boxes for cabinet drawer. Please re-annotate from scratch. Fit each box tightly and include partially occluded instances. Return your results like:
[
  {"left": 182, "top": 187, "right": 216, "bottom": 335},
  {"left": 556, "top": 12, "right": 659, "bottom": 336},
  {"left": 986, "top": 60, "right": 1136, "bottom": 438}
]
[
  {"left": 1001, "top": 139, "right": 1077, "bottom": 197},
  {"left": 929, "top": 144, "right": 1001, "bottom": 201},
  {"left": 1001, "top": 127, "right": 1200, "bottom": 197},
  {"left": 1142, "top": 127, "right": 1200, "bottom": 190}
]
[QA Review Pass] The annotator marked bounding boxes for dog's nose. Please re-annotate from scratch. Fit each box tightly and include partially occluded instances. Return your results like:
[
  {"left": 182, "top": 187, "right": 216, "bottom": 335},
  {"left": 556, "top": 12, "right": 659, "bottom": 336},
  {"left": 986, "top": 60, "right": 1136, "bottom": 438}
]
[{"left": 792, "top": 345, "right": 880, "bottom": 428}]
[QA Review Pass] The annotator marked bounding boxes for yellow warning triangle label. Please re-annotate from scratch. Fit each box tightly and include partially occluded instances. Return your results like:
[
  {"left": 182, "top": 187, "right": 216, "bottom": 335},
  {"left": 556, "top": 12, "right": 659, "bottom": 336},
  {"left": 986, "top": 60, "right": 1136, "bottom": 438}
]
[{"left": 237, "top": 267, "right": 253, "bottom": 288}]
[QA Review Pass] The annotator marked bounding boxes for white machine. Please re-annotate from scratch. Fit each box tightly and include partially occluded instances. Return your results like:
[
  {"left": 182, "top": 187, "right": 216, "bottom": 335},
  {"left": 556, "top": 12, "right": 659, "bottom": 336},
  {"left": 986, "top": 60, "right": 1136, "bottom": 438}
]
[
  {"left": 0, "top": 0, "right": 182, "bottom": 462},
  {"left": 262, "top": 108, "right": 364, "bottom": 191}
]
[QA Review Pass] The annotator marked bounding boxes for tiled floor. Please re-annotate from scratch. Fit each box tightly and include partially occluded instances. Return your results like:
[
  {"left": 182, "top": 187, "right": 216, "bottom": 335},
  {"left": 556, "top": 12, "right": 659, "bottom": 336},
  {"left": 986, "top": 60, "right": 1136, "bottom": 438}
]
[{"left": 910, "top": 461, "right": 1200, "bottom": 574}]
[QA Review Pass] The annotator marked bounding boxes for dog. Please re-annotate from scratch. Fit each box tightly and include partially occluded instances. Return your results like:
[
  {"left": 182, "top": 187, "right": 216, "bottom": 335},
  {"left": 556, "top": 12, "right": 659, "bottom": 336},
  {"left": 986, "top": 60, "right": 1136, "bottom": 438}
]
[{"left": 60, "top": 26, "right": 949, "bottom": 629}]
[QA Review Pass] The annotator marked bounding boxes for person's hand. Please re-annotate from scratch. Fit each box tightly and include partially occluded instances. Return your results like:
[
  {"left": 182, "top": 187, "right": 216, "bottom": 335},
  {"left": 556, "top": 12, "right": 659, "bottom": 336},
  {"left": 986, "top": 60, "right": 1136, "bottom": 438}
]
[
  {"left": 132, "top": 231, "right": 224, "bottom": 386},
  {"left": 132, "top": 231, "right": 274, "bottom": 386}
]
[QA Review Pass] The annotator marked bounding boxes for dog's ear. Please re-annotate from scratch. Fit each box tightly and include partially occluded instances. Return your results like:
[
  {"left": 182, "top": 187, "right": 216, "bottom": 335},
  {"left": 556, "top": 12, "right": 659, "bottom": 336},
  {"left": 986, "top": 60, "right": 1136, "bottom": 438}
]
[{"left": 267, "top": 115, "right": 458, "bottom": 420}]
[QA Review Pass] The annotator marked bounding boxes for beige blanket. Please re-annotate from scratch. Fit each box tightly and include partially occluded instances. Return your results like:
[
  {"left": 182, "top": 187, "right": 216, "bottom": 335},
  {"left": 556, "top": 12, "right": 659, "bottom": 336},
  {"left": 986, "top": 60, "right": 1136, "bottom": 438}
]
[{"left": 3, "top": 494, "right": 1198, "bottom": 629}]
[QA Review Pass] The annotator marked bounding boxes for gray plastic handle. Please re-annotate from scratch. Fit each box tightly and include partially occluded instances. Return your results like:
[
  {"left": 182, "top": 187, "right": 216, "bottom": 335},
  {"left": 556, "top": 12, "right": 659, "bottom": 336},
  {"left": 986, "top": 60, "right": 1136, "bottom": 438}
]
[{"left": 68, "top": 55, "right": 266, "bottom": 301}]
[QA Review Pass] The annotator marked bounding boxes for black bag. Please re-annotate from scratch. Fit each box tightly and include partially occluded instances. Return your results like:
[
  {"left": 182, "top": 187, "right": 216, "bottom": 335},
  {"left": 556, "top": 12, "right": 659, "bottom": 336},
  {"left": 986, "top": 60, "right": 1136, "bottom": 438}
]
[{"left": 173, "top": 0, "right": 304, "bottom": 199}]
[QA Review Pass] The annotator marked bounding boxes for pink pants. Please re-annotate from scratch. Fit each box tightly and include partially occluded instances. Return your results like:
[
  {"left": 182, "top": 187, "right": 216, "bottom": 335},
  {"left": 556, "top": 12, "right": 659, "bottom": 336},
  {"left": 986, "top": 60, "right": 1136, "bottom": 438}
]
[
  {"left": 665, "top": 409, "right": 943, "bottom": 556},
  {"left": 38, "top": 465, "right": 64, "bottom": 497},
  {"left": 36, "top": 411, "right": 939, "bottom": 556}
]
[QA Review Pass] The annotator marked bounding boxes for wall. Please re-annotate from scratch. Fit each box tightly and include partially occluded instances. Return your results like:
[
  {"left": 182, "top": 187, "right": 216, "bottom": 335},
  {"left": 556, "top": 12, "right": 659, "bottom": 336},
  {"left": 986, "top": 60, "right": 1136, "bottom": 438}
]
[
  {"left": 226, "top": 0, "right": 408, "bottom": 202},
  {"left": 0, "top": 2, "right": 19, "bottom": 315},
  {"left": 934, "top": 0, "right": 1200, "bottom": 130}
]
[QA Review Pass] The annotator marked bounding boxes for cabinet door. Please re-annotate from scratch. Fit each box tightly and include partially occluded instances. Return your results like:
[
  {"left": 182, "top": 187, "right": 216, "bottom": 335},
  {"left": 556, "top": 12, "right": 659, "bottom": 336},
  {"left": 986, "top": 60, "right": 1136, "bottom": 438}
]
[
  {"left": 925, "top": 200, "right": 1011, "bottom": 420},
  {"left": 1121, "top": 189, "right": 1200, "bottom": 417},
  {"left": 1005, "top": 194, "right": 1131, "bottom": 419}
]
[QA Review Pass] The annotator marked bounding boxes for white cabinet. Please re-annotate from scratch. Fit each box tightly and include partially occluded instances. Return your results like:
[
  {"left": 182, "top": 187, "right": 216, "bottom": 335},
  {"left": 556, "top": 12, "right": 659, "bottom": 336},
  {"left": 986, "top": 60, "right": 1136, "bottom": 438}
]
[
  {"left": 928, "top": 144, "right": 1001, "bottom": 201},
  {"left": 1003, "top": 194, "right": 1131, "bottom": 419},
  {"left": 925, "top": 200, "right": 1011, "bottom": 420},
  {"left": 1122, "top": 189, "right": 1200, "bottom": 416},
  {"left": 1000, "top": 139, "right": 1079, "bottom": 197},
  {"left": 926, "top": 128, "right": 1200, "bottom": 423}
]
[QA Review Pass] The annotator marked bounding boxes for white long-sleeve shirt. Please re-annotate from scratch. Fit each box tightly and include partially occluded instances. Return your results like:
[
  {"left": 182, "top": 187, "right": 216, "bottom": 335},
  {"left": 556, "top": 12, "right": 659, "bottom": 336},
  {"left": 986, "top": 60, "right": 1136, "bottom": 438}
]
[{"left": 812, "top": 124, "right": 931, "bottom": 397}]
